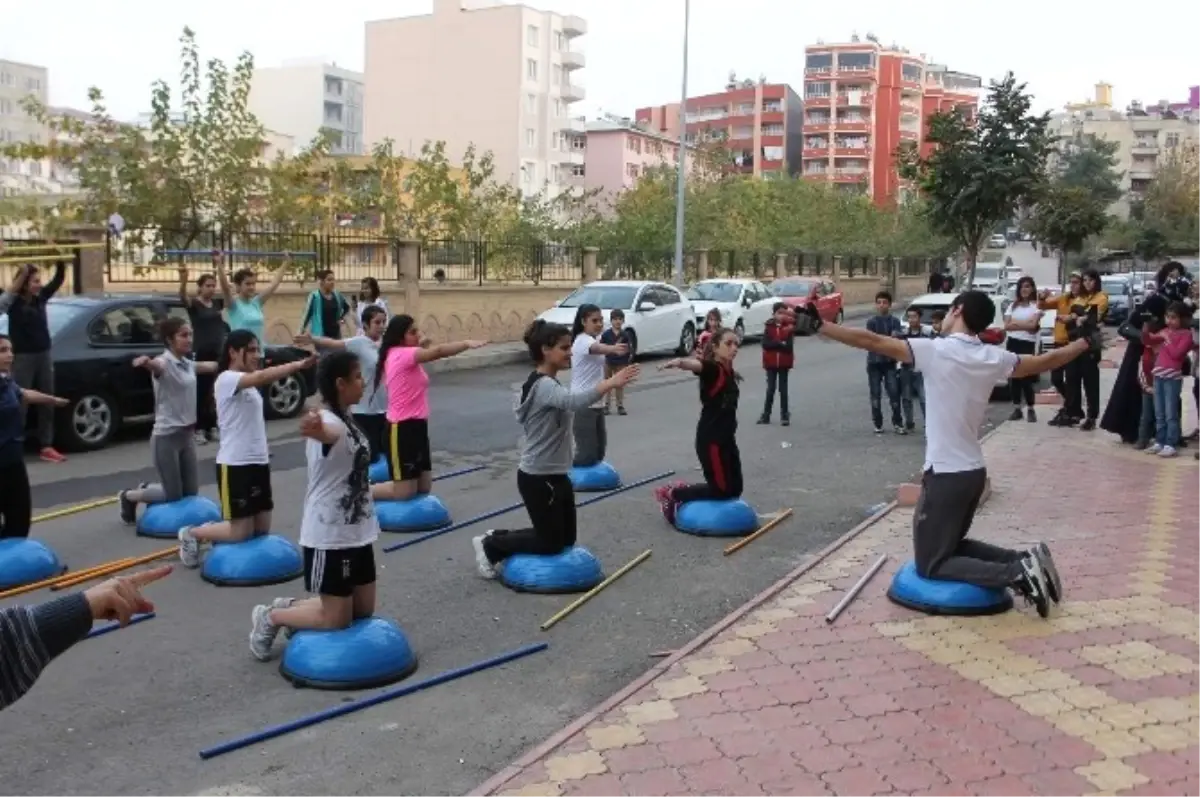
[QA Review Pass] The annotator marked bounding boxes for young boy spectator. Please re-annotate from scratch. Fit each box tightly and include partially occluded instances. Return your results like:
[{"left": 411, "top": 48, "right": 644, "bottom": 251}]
[
  {"left": 930, "top": 310, "right": 946, "bottom": 336},
  {"left": 1143, "top": 302, "right": 1195, "bottom": 457},
  {"left": 865, "top": 291, "right": 904, "bottom": 435},
  {"left": 758, "top": 302, "right": 795, "bottom": 426},
  {"left": 599, "top": 309, "right": 634, "bottom": 416},
  {"left": 896, "top": 306, "right": 928, "bottom": 432}
]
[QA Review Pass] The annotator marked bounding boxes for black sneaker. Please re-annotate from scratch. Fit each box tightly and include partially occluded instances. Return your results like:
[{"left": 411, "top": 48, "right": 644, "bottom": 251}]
[
  {"left": 1030, "top": 543, "right": 1062, "bottom": 605},
  {"left": 1079, "top": 418, "right": 1096, "bottom": 431},
  {"left": 1062, "top": 415, "right": 1081, "bottom": 427},
  {"left": 1048, "top": 412, "right": 1065, "bottom": 427},
  {"left": 781, "top": 417, "right": 790, "bottom": 427},
  {"left": 602, "top": 406, "right": 611, "bottom": 416},
  {"left": 617, "top": 406, "right": 627, "bottom": 416},
  {"left": 1026, "top": 408, "right": 1037, "bottom": 423},
  {"left": 1009, "top": 407, "right": 1023, "bottom": 421},
  {"left": 874, "top": 426, "right": 884, "bottom": 435},
  {"left": 117, "top": 490, "right": 137, "bottom": 525},
  {"left": 757, "top": 415, "right": 770, "bottom": 425},
  {"left": 905, "top": 422, "right": 916, "bottom": 433},
  {"left": 894, "top": 425, "right": 907, "bottom": 436},
  {"left": 1012, "top": 556, "right": 1051, "bottom": 619}
]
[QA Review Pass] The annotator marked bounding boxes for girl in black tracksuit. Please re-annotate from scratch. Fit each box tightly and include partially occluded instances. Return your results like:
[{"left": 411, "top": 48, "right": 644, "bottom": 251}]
[{"left": 655, "top": 326, "right": 744, "bottom": 525}]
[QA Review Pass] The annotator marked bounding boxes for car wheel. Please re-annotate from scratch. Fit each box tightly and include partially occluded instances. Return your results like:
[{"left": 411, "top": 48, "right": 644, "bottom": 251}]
[
  {"left": 58, "top": 392, "right": 119, "bottom": 452},
  {"left": 733, "top": 320, "right": 745, "bottom": 343},
  {"left": 265, "top": 374, "right": 305, "bottom": 419},
  {"left": 676, "top": 323, "right": 696, "bottom": 356},
  {"left": 835, "top": 308, "right": 844, "bottom": 324}
]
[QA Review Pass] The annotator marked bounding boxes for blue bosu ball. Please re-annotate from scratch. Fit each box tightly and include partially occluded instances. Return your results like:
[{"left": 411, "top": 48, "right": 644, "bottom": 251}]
[
  {"left": 887, "top": 560, "right": 1014, "bottom": 616},
  {"left": 201, "top": 534, "right": 304, "bottom": 587},
  {"left": 0, "top": 538, "right": 66, "bottom": 590},
  {"left": 675, "top": 499, "right": 759, "bottom": 537},
  {"left": 280, "top": 616, "right": 419, "bottom": 690},
  {"left": 368, "top": 456, "right": 390, "bottom": 484},
  {"left": 499, "top": 545, "right": 604, "bottom": 594},
  {"left": 376, "top": 494, "right": 452, "bottom": 533},
  {"left": 137, "top": 496, "right": 223, "bottom": 539},
  {"left": 569, "top": 461, "right": 621, "bottom": 493}
]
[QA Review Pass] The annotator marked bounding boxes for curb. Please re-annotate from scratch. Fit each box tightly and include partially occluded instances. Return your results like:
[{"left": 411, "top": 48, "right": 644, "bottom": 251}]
[{"left": 468, "top": 498, "right": 902, "bottom": 797}]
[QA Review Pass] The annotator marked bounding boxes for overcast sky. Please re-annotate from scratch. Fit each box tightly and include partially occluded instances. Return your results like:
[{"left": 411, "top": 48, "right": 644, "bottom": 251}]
[{"left": 4, "top": 0, "right": 1197, "bottom": 124}]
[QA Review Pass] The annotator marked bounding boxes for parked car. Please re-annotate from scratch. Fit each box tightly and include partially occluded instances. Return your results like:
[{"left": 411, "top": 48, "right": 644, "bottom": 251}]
[
  {"left": 1130, "top": 271, "right": 1158, "bottom": 297},
  {"left": 1101, "top": 274, "right": 1134, "bottom": 326},
  {"left": 969, "top": 264, "right": 1009, "bottom": 296},
  {"left": 685, "top": 279, "right": 777, "bottom": 341},
  {"left": 987, "top": 234, "right": 1007, "bottom": 249},
  {"left": 905, "top": 292, "right": 1026, "bottom": 397},
  {"left": 0, "top": 294, "right": 317, "bottom": 452},
  {"left": 537, "top": 280, "right": 696, "bottom": 357},
  {"left": 768, "top": 277, "right": 845, "bottom": 323}
]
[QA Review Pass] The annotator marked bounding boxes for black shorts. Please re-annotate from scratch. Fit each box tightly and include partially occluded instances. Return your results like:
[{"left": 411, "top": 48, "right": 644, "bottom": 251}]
[
  {"left": 216, "top": 463, "right": 274, "bottom": 520},
  {"left": 353, "top": 413, "right": 387, "bottom": 462},
  {"left": 303, "top": 544, "right": 377, "bottom": 597},
  {"left": 387, "top": 419, "right": 432, "bottom": 481}
]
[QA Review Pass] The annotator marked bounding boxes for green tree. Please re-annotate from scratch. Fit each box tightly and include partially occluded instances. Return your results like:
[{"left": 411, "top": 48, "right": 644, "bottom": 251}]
[
  {"left": 1055, "top": 133, "right": 1123, "bottom": 205},
  {"left": 1143, "top": 140, "right": 1199, "bottom": 252},
  {"left": 897, "top": 72, "right": 1054, "bottom": 285},
  {"left": 1026, "top": 183, "right": 1110, "bottom": 283}
]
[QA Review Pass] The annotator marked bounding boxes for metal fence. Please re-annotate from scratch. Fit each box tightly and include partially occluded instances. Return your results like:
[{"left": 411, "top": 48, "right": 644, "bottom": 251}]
[
  {"left": 597, "top": 250, "right": 682, "bottom": 283},
  {"left": 786, "top": 252, "right": 833, "bottom": 276},
  {"left": 1, "top": 233, "right": 83, "bottom": 295},
  {"left": 421, "top": 240, "right": 583, "bottom": 285}
]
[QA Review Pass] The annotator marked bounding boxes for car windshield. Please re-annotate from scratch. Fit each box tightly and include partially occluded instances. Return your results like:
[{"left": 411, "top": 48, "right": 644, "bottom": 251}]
[
  {"left": 687, "top": 282, "right": 742, "bottom": 303},
  {"left": 1102, "top": 280, "right": 1128, "bottom": 297},
  {"left": 974, "top": 266, "right": 1001, "bottom": 282},
  {"left": 770, "top": 280, "right": 816, "bottom": 297},
  {"left": 907, "top": 303, "right": 952, "bottom": 323},
  {"left": 559, "top": 285, "right": 639, "bottom": 310},
  {"left": 0, "top": 301, "right": 86, "bottom": 338}
]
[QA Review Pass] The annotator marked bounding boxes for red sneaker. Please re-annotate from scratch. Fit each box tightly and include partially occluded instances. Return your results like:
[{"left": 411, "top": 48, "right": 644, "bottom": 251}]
[{"left": 39, "top": 447, "right": 67, "bottom": 463}]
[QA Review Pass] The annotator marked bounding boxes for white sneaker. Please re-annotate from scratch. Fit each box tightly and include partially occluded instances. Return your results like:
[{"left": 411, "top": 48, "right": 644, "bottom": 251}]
[
  {"left": 249, "top": 604, "right": 280, "bottom": 661},
  {"left": 272, "top": 597, "right": 297, "bottom": 640},
  {"left": 1158, "top": 446, "right": 1178, "bottom": 458},
  {"left": 1145, "top": 444, "right": 1163, "bottom": 455},
  {"left": 472, "top": 533, "right": 497, "bottom": 579},
  {"left": 177, "top": 526, "right": 201, "bottom": 569}
]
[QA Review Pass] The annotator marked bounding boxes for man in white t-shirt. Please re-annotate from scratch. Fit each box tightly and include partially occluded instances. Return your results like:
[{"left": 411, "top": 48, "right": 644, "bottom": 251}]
[{"left": 792, "top": 290, "right": 1098, "bottom": 618}]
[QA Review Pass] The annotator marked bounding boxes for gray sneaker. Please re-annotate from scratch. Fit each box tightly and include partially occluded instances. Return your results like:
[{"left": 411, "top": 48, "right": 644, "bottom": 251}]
[
  {"left": 177, "top": 526, "right": 201, "bottom": 569},
  {"left": 271, "top": 597, "right": 297, "bottom": 640},
  {"left": 472, "top": 533, "right": 497, "bottom": 579},
  {"left": 118, "top": 490, "right": 137, "bottom": 526},
  {"left": 1030, "top": 543, "right": 1062, "bottom": 604},
  {"left": 249, "top": 604, "right": 280, "bottom": 661}
]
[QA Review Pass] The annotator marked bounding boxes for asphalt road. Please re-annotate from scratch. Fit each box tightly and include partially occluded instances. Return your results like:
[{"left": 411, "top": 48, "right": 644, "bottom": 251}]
[{"left": 4, "top": 303, "right": 1016, "bottom": 795}]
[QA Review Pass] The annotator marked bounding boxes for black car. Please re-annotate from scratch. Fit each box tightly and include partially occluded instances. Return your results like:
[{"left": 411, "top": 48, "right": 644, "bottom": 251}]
[{"left": 0, "top": 293, "right": 316, "bottom": 452}]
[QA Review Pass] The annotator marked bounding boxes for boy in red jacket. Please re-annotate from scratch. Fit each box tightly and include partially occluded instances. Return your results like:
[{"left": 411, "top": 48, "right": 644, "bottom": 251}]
[{"left": 758, "top": 302, "right": 796, "bottom": 426}]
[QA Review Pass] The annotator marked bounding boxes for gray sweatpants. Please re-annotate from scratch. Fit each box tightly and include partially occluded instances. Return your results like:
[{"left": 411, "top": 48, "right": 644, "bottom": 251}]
[
  {"left": 572, "top": 408, "right": 607, "bottom": 467},
  {"left": 912, "top": 467, "right": 1023, "bottom": 589},
  {"left": 13, "top": 351, "right": 54, "bottom": 447},
  {"left": 141, "top": 428, "right": 199, "bottom": 503}
]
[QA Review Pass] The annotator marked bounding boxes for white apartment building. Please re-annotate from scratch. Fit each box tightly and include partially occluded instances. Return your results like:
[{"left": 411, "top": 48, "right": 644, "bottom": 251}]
[
  {"left": 0, "top": 59, "right": 71, "bottom": 197},
  {"left": 1050, "top": 83, "right": 1200, "bottom": 218},
  {"left": 364, "top": 0, "right": 588, "bottom": 199},
  {"left": 249, "top": 60, "right": 364, "bottom": 155}
]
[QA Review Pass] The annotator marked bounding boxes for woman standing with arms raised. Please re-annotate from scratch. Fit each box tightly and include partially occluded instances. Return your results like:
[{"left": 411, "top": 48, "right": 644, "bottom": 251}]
[
  {"left": 178, "top": 255, "right": 227, "bottom": 443},
  {"left": 213, "top": 251, "right": 289, "bottom": 346}
]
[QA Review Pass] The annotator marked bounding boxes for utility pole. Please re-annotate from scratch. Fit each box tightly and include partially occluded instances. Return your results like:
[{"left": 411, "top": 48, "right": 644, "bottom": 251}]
[{"left": 672, "top": 0, "right": 691, "bottom": 287}]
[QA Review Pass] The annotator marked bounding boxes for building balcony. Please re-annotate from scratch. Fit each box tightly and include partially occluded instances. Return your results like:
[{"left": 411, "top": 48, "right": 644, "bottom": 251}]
[
  {"left": 802, "top": 170, "right": 830, "bottom": 179},
  {"left": 561, "top": 82, "right": 586, "bottom": 102},
  {"left": 805, "top": 95, "right": 831, "bottom": 107},
  {"left": 833, "top": 147, "right": 870, "bottom": 158},
  {"left": 899, "top": 129, "right": 920, "bottom": 142},
  {"left": 900, "top": 101, "right": 921, "bottom": 114},
  {"left": 802, "top": 148, "right": 829, "bottom": 159},
  {"left": 1129, "top": 168, "right": 1155, "bottom": 181},
  {"left": 562, "top": 15, "right": 587, "bottom": 36},
  {"left": 833, "top": 119, "right": 870, "bottom": 133},
  {"left": 558, "top": 149, "right": 585, "bottom": 166},
  {"left": 805, "top": 66, "right": 834, "bottom": 77},
  {"left": 836, "top": 93, "right": 874, "bottom": 107},
  {"left": 832, "top": 169, "right": 868, "bottom": 182},
  {"left": 803, "top": 122, "right": 831, "bottom": 134},
  {"left": 560, "top": 116, "right": 586, "bottom": 133},
  {"left": 1131, "top": 142, "right": 1159, "bottom": 155},
  {"left": 561, "top": 50, "right": 586, "bottom": 70}
]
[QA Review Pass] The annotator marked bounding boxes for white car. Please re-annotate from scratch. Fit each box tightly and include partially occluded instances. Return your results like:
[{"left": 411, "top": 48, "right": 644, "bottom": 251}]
[
  {"left": 970, "top": 264, "right": 1009, "bottom": 296},
  {"left": 987, "top": 234, "right": 1007, "bottom": 249},
  {"left": 905, "top": 292, "right": 1030, "bottom": 395},
  {"left": 537, "top": 280, "right": 697, "bottom": 357},
  {"left": 685, "top": 278, "right": 777, "bottom": 341}
]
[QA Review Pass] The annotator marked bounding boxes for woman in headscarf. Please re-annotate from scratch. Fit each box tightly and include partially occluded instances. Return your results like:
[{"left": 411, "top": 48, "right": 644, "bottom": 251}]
[{"left": 1101, "top": 262, "right": 1195, "bottom": 443}]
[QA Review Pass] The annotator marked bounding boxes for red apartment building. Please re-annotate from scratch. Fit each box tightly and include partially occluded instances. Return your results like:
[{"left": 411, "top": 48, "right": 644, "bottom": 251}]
[
  {"left": 801, "top": 38, "right": 980, "bottom": 204},
  {"left": 635, "top": 79, "right": 804, "bottom": 178}
]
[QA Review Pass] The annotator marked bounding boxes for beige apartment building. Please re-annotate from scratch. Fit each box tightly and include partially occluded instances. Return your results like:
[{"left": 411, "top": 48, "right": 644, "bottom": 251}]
[
  {"left": 1051, "top": 82, "right": 1200, "bottom": 218},
  {"left": 364, "top": 0, "right": 587, "bottom": 199},
  {"left": 0, "top": 59, "right": 53, "bottom": 197}
]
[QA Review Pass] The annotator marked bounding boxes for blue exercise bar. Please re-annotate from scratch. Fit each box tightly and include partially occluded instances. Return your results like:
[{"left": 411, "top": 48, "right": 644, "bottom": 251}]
[
  {"left": 159, "top": 249, "right": 318, "bottom": 259},
  {"left": 431, "top": 464, "right": 487, "bottom": 483},
  {"left": 85, "top": 612, "right": 156, "bottom": 640},
  {"left": 382, "top": 470, "right": 676, "bottom": 554},
  {"left": 198, "top": 641, "right": 549, "bottom": 760}
]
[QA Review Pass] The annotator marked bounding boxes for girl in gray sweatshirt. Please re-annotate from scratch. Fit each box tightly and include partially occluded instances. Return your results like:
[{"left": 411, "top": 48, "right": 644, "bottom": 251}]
[{"left": 471, "top": 320, "right": 639, "bottom": 579}]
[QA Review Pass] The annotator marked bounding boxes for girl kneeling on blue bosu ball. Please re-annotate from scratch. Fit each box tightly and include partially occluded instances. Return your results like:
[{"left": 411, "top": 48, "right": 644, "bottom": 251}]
[
  {"left": 655, "top": 327, "right": 744, "bottom": 525},
  {"left": 470, "top": 320, "right": 639, "bottom": 579},
  {"left": 177, "top": 330, "right": 316, "bottom": 568},
  {"left": 248, "top": 350, "right": 380, "bottom": 661}
]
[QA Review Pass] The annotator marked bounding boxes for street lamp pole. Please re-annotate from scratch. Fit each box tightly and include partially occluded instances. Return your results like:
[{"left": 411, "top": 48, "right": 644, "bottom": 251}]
[{"left": 672, "top": 0, "right": 691, "bottom": 287}]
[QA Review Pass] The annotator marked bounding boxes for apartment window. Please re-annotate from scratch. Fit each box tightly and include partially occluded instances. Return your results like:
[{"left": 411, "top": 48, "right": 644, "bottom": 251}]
[
  {"left": 571, "top": 164, "right": 585, "bottom": 177},
  {"left": 761, "top": 124, "right": 784, "bottom": 136},
  {"left": 554, "top": 99, "right": 564, "bottom": 117},
  {"left": 626, "top": 163, "right": 640, "bottom": 179},
  {"left": 525, "top": 128, "right": 537, "bottom": 148},
  {"left": 324, "top": 101, "right": 343, "bottom": 124},
  {"left": 627, "top": 137, "right": 642, "bottom": 154},
  {"left": 522, "top": 162, "right": 536, "bottom": 186},
  {"left": 805, "top": 53, "right": 833, "bottom": 71},
  {"left": 526, "top": 59, "right": 538, "bottom": 80},
  {"left": 763, "top": 101, "right": 783, "bottom": 113},
  {"left": 525, "top": 93, "right": 537, "bottom": 113},
  {"left": 555, "top": 31, "right": 566, "bottom": 51},
  {"left": 29, "top": 161, "right": 41, "bottom": 177},
  {"left": 902, "top": 63, "right": 923, "bottom": 83},
  {"left": 527, "top": 24, "right": 539, "bottom": 46},
  {"left": 26, "top": 77, "right": 40, "bottom": 92},
  {"left": 324, "top": 76, "right": 343, "bottom": 96},
  {"left": 762, "top": 146, "right": 784, "bottom": 162},
  {"left": 0, "top": 129, "right": 12, "bottom": 143},
  {"left": 1165, "top": 132, "right": 1180, "bottom": 148},
  {"left": 553, "top": 64, "right": 563, "bottom": 86},
  {"left": 837, "top": 52, "right": 874, "bottom": 71},
  {"left": 805, "top": 82, "right": 831, "bottom": 98},
  {"left": 0, "top": 99, "right": 10, "bottom": 115},
  {"left": 550, "top": 164, "right": 559, "bottom": 182},
  {"left": 0, "top": 72, "right": 12, "bottom": 87},
  {"left": 571, "top": 135, "right": 586, "bottom": 151}
]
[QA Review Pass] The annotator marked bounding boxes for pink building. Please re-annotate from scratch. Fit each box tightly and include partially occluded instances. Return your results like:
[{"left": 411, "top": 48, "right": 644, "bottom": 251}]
[{"left": 581, "top": 119, "right": 687, "bottom": 200}]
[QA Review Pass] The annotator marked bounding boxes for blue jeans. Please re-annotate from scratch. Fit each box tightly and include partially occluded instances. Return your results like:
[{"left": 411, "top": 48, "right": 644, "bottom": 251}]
[
  {"left": 1153, "top": 377, "right": 1182, "bottom": 447},
  {"left": 899, "top": 368, "right": 925, "bottom": 427},
  {"left": 867, "top": 363, "right": 902, "bottom": 428},
  {"left": 1138, "top": 393, "right": 1156, "bottom": 446}
]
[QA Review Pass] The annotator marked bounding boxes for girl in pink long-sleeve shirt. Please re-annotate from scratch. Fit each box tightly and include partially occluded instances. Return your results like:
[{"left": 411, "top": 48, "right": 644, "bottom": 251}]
[{"left": 1142, "top": 301, "right": 1195, "bottom": 456}]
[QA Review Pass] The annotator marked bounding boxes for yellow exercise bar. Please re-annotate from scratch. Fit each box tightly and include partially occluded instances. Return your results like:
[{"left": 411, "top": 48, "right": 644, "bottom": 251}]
[
  {"left": 32, "top": 496, "right": 119, "bottom": 524},
  {"left": 540, "top": 549, "right": 653, "bottom": 632},
  {"left": 0, "top": 241, "right": 105, "bottom": 254},
  {"left": 723, "top": 508, "right": 795, "bottom": 556},
  {"left": 0, "top": 253, "right": 75, "bottom": 265}
]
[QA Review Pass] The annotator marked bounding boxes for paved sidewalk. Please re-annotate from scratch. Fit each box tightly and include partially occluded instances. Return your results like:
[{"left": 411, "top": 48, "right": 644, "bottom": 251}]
[{"left": 475, "top": 421, "right": 1199, "bottom": 796}]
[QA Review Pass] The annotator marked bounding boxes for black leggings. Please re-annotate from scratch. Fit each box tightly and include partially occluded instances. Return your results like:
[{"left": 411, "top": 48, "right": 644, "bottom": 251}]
[
  {"left": 353, "top": 413, "right": 387, "bottom": 462},
  {"left": 0, "top": 461, "right": 32, "bottom": 539},
  {"left": 483, "top": 471, "right": 576, "bottom": 564},
  {"left": 195, "top": 350, "right": 219, "bottom": 434},
  {"left": 674, "top": 437, "right": 744, "bottom": 504},
  {"left": 1066, "top": 353, "right": 1101, "bottom": 420},
  {"left": 1006, "top": 337, "right": 1037, "bottom": 407}
]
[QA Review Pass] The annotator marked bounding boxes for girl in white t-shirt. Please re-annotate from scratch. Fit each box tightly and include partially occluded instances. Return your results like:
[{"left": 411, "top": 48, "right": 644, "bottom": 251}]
[
  {"left": 570, "top": 304, "right": 629, "bottom": 467},
  {"left": 1004, "top": 277, "right": 1044, "bottom": 422},
  {"left": 177, "top": 329, "right": 316, "bottom": 570},
  {"left": 248, "top": 349, "right": 381, "bottom": 660}
]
